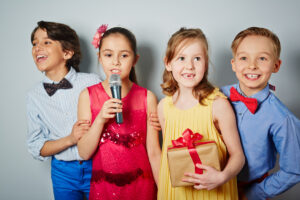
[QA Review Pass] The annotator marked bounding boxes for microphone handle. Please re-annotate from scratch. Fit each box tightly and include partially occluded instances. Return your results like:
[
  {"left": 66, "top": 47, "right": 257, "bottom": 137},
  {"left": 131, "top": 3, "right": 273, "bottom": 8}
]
[{"left": 110, "top": 85, "right": 123, "bottom": 124}]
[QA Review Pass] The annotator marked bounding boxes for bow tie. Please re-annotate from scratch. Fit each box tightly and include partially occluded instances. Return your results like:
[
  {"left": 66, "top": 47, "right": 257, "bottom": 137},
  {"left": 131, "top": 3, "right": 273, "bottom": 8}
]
[
  {"left": 229, "top": 87, "right": 258, "bottom": 114},
  {"left": 43, "top": 78, "right": 72, "bottom": 96}
]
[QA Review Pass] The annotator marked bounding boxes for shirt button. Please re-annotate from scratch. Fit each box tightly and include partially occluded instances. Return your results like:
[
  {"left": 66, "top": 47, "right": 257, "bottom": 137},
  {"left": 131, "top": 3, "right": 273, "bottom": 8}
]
[{"left": 239, "top": 113, "right": 242, "bottom": 115}]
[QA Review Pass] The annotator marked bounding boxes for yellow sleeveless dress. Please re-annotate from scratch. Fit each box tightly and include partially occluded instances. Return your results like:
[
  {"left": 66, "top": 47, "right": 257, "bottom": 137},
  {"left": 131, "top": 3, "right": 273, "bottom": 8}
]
[{"left": 157, "top": 89, "right": 238, "bottom": 200}]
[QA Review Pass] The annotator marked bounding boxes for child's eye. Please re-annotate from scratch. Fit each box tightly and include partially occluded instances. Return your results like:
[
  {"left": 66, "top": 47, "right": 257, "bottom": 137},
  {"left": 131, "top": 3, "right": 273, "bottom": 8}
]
[
  {"left": 194, "top": 57, "right": 201, "bottom": 61},
  {"left": 239, "top": 56, "right": 247, "bottom": 61},
  {"left": 105, "top": 54, "right": 112, "bottom": 57},
  {"left": 178, "top": 57, "right": 185, "bottom": 61},
  {"left": 121, "top": 54, "right": 129, "bottom": 58},
  {"left": 259, "top": 57, "right": 267, "bottom": 61},
  {"left": 44, "top": 41, "right": 51, "bottom": 45},
  {"left": 32, "top": 42, "right": 37, "bottom": 47}
]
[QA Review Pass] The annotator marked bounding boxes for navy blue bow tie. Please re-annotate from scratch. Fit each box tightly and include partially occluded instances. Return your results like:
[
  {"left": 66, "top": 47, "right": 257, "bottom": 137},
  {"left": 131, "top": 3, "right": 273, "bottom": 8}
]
[{"left": 43, "top": 78, "right": 72, "bottom": 96}]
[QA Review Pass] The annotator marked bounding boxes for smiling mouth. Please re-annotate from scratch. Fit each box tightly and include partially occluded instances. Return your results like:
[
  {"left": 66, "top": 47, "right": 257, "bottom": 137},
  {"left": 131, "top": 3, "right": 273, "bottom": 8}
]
[
  {"left": 36, "top": 55, "right": 47, "bottom": 62},
  {"left": 245, "top": 74, "right": 260, "bottom": 80},
  {"left": 182, "top": 73, "right": 195, "bottom": 79},
  {"left": 111, "top": 69, "right": 121, "bottom": 74}
]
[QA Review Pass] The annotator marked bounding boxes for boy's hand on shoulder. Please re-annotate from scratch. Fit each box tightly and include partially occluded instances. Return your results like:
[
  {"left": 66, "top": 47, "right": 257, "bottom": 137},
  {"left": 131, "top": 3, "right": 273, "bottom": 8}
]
[
  {"left": 149, "top": 112, "right": 161, "bottom": 131},
  {"left": 69, "top": 120, "right": 90, "bottom": 145}
]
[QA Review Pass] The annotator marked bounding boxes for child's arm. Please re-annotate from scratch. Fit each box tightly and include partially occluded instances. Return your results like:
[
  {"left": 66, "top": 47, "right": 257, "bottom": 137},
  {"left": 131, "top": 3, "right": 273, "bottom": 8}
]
[
  {"left": 149, "top": 112, "right": 162, "bottom": 131},
  {"left": 26, "top": 96, "right": 90, "bottom": 160},
  {"left": 77, "top": 89, "right": 122, "bottom": 160},
  {"left": 39, "top": 120, "right": 90, "bottom": 157},
  {"left": 157, "top": 99, "right": 165, "bottom": 136},
  {"left": 245, "top": 115, "right": 300, "bottom": 199},
  {"left": 183, "top": 97, "right": 245, "bottom": 190},
  {"left": 146, "top": 91, "right": 162, "bottom": 185}
]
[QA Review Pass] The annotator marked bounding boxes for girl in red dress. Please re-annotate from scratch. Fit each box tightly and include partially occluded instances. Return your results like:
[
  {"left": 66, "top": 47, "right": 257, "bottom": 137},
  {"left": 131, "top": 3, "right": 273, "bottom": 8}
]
[{"left": 77, "top": 25, "right": 161, "bottom": 200}]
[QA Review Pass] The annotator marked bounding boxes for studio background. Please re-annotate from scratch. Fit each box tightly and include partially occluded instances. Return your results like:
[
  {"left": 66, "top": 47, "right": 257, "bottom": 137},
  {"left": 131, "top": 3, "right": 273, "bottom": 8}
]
[{"left": 1, "top": 0, "right": 300, "bottom": 199}]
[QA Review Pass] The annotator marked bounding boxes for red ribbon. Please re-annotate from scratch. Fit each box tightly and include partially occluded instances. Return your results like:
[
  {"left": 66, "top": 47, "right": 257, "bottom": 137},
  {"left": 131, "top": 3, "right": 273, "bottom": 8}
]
[{"left": 171, "top": 129, "right": 203, "bottom": 174}]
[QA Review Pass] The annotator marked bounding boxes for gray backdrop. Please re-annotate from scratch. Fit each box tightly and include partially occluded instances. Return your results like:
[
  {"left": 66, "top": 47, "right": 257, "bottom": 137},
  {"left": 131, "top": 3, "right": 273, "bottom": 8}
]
[{"left": 1, "top": 0, "right": 299, "bottom": 199}]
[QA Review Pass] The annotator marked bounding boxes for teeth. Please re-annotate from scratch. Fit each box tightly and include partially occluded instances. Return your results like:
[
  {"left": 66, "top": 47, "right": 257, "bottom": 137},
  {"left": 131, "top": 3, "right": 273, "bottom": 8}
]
[
  {"left": 183, "top": 73, "right": 194, "bottom": 78},
  {"left": 111, "top": 69, "right": 120, "bottom": 73},
  {"left": 246, "top": 74, "right": 259, "bottom": 79},
  {"left": 37, "top": 55, "right": 46, "bottom": 59}
]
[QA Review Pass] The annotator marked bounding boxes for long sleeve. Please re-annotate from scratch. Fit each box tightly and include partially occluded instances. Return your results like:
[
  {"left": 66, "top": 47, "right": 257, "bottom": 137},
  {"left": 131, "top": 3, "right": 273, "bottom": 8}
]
[
  {"left": 26, "top": 95, "right": 50, "bottom": 161},
  {"left": 246, "top": 115, "right": 300, "bottom": 199}
]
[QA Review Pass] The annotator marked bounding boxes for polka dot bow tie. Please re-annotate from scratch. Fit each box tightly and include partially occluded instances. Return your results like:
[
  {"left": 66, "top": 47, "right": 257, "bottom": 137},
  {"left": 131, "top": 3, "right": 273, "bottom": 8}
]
[
  {"left": 229, "top": 87, "right": 258, "bottom": 114},
  {"left": 43, "top": 78, "right": 72, "bottom": 96}
]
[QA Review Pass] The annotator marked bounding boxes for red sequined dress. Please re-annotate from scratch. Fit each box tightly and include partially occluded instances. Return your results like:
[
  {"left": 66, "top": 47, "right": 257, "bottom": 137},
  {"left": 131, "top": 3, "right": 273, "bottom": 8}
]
[{"left": 88, "top": 82, "right": 156, "bottom": 200}]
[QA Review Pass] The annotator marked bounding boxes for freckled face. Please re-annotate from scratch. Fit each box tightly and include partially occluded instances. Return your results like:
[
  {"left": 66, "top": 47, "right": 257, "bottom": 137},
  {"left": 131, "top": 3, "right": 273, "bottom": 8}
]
[
  {"left": 231, "top": 35, "right": 281, "bottom": 96},
  {"left": 166, "top": 39, "right": 207, "bottom": 90}
]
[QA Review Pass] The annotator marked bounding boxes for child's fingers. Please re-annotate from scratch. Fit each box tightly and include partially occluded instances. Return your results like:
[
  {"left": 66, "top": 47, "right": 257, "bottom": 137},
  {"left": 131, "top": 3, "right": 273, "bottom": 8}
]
[
  {"left": 196, "top": 163, "right": 210, "bottom": 171},
  {"left": 194, "top": 183, "right": 207, "bottom": 190},
  {"left": 75, "top": 120, "right": 90, "bottom": 126},
  {"left": 150, "top": 121, "right": 161, "bottom": 131}
]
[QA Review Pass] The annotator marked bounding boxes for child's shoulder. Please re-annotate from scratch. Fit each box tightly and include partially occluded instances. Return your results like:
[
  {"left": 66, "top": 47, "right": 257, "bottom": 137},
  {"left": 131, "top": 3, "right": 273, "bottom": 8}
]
[
  {"left": 76, "top": 72, "right": 101, "bottom": 81},
  {"left": 26, "top": 80, "right": 44, "bottom": 99},
  {"left": 267, "top": 92, "right": 296, "bottom": 120},
  {"left": 220, "top": 84, "right": 236, "bottom": 98}
]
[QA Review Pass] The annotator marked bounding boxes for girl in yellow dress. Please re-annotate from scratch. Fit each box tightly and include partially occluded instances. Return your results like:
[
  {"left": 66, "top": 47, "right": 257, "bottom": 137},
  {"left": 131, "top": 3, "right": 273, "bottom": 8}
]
[{"left": 157, "top": 27, "right": 245, "bottom": 200}]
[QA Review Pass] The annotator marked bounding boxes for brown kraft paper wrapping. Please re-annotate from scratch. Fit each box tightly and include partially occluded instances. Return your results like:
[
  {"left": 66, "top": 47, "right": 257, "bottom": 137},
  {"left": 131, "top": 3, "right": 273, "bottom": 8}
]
[{"left": 167, "top": 141, "right": 221, "bottom": 187}]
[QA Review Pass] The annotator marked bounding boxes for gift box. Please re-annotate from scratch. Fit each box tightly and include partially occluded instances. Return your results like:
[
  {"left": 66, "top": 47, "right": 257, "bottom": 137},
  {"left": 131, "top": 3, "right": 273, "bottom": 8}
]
[{"left": 167, "top": 128, "right": 221, "bottom": 187}]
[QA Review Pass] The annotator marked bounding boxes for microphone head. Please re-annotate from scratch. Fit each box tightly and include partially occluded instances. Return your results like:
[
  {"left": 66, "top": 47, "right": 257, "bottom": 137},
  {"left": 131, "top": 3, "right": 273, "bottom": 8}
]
[{"left": 109, "top": 74, "right": 121, "bottom": 87}]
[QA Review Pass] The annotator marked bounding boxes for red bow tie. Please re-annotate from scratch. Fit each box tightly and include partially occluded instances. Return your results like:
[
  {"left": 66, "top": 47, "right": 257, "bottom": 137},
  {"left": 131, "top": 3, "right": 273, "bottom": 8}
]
[{"left": 229, "top": 87, "right": 258, "bottom": 114}]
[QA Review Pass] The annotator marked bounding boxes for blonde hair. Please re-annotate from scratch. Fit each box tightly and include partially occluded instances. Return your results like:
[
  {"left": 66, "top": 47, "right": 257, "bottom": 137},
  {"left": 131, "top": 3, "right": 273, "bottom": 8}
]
[
  {"left": 161, "top": 27, "right": 215, "bottom": 105},
  {"left": 231, "top": 27, "right": 281, "bottom": 59}
]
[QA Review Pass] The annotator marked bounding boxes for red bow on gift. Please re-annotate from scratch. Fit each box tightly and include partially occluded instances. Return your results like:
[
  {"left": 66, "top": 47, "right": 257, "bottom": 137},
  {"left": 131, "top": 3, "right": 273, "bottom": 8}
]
[{"left": 171, "top": 129, "right": 204, "bottom": 174}]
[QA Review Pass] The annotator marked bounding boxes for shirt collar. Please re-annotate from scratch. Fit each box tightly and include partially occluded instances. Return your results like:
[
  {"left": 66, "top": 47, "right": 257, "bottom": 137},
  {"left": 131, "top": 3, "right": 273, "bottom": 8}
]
[
  {"left": 43, "top": 67, "right": 76, "bottom": 84},
  {"left": 236, "top": 82, "right": 270, "bottom": 104}
]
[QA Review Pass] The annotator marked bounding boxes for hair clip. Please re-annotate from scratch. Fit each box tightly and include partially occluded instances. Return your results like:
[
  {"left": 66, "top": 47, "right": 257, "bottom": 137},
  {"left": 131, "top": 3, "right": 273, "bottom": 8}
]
[{"left": 92, "top": 24, "right": 108, "bottom": 49}]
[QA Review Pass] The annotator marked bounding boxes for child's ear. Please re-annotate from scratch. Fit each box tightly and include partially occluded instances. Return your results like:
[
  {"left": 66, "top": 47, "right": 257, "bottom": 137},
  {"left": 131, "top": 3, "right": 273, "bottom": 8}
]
[
  {"left": 164, "top": 57, "right": 172, "bottom": 71},
  {"left": 63, "top": 50, "right": 74, "bottom": 60},
  {"left": 231, "top": 58, "right": 236, "bottom": 72},
  {"left": 273, "top": 59, "right": 282, "bottom": 73}
]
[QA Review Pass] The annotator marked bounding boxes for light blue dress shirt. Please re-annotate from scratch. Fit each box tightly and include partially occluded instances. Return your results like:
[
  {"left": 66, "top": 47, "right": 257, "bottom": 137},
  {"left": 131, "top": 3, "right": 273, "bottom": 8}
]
[
  {"left": 26, "top": 67, "right": 101, "bottom": 161},
  {"left": 221, "top": 83, "right": 300, "bottom": 199}
]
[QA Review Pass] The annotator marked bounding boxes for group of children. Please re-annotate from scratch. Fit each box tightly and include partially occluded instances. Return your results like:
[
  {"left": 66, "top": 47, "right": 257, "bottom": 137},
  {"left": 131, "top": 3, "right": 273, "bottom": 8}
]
[{"left": 27, "top": 20, "right": 300, "bottom": 200}]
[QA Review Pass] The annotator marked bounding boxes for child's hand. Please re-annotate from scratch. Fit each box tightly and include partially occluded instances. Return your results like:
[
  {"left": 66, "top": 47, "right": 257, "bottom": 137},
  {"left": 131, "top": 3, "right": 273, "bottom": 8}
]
[
  {"left": 70, "top": 120, "right": 90, "bottom": 145},
  {"left": 149, "top": 112, "right": 161, "bottom": 131},
  {"left": 97, "top": 98, "right": 122, "bottom": 124},
  {"left": 182, "top": 164, "right": 225, "bottom": 190}
]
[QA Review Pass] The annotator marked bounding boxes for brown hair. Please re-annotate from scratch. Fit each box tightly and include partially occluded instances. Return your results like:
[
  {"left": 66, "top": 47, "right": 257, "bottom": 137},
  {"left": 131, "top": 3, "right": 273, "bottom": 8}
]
[
  {"left": 231, "top": 27, "right": 281, "bottom": 59},
  {"left": 99, "top": 27, "right": 138, "bottom": 84},
  {"left": 161, "top": 27, "right": 215, "bottom": 105},
  {"left": 31, "top": 21, "right": 81, "bottom": 72}
]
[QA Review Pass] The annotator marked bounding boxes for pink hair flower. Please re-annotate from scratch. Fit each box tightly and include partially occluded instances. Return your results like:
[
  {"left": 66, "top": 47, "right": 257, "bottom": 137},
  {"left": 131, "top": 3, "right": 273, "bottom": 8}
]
[{"left": 92, "top": 24, "right": 108, "bottom": 49}]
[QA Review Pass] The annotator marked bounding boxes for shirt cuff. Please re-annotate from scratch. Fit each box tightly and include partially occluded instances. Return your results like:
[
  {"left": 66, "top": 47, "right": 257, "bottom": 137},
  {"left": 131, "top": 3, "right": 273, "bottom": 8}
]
[{"left": 28, "top": 139, "right": 50, "bottom": 161}]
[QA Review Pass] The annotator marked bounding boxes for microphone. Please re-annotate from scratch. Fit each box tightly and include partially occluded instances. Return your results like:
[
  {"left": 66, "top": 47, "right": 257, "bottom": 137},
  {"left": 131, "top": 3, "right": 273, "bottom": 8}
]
[{"left": 109, "top": 74, "right": 123, "bottom": 124}]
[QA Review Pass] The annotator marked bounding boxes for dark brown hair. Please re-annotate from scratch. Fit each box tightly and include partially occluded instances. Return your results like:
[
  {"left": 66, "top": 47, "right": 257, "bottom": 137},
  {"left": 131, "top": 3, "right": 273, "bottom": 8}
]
[
  {"left": 161, "top": 27, "right": 215, "bottom": 105},
  {"left": 31, "top": 21, "right": 81, "bottom": 72},
  {"left": 231, "top": 27, "right": 281, "bottom": 59},
  {"left": 99, "top": 27, "right": 138, "bottom": 84}
]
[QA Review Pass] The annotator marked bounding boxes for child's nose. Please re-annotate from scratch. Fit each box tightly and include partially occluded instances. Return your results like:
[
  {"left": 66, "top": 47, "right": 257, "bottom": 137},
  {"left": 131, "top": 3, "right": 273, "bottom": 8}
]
[
  {"left": 34, "top": 43, "right": 43, "bottom": 51},
  {"left": 248, "top": 60, "right": 258, "bottom": 70},
  {"left": 185, "top": 60, "right": 194, "bottom": 69},
  {"left": 113, "top": 56, "right": 120, "bottom": 65}
]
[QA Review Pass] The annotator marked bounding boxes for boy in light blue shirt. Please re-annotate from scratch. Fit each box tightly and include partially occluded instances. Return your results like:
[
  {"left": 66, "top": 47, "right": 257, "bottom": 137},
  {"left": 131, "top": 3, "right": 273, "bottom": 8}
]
[
  {"left": 27, "top": 21, "right": 100, "bottom": 199},
  {"left": 221, "top": 27, "right": 300, "bottom": 200}
]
